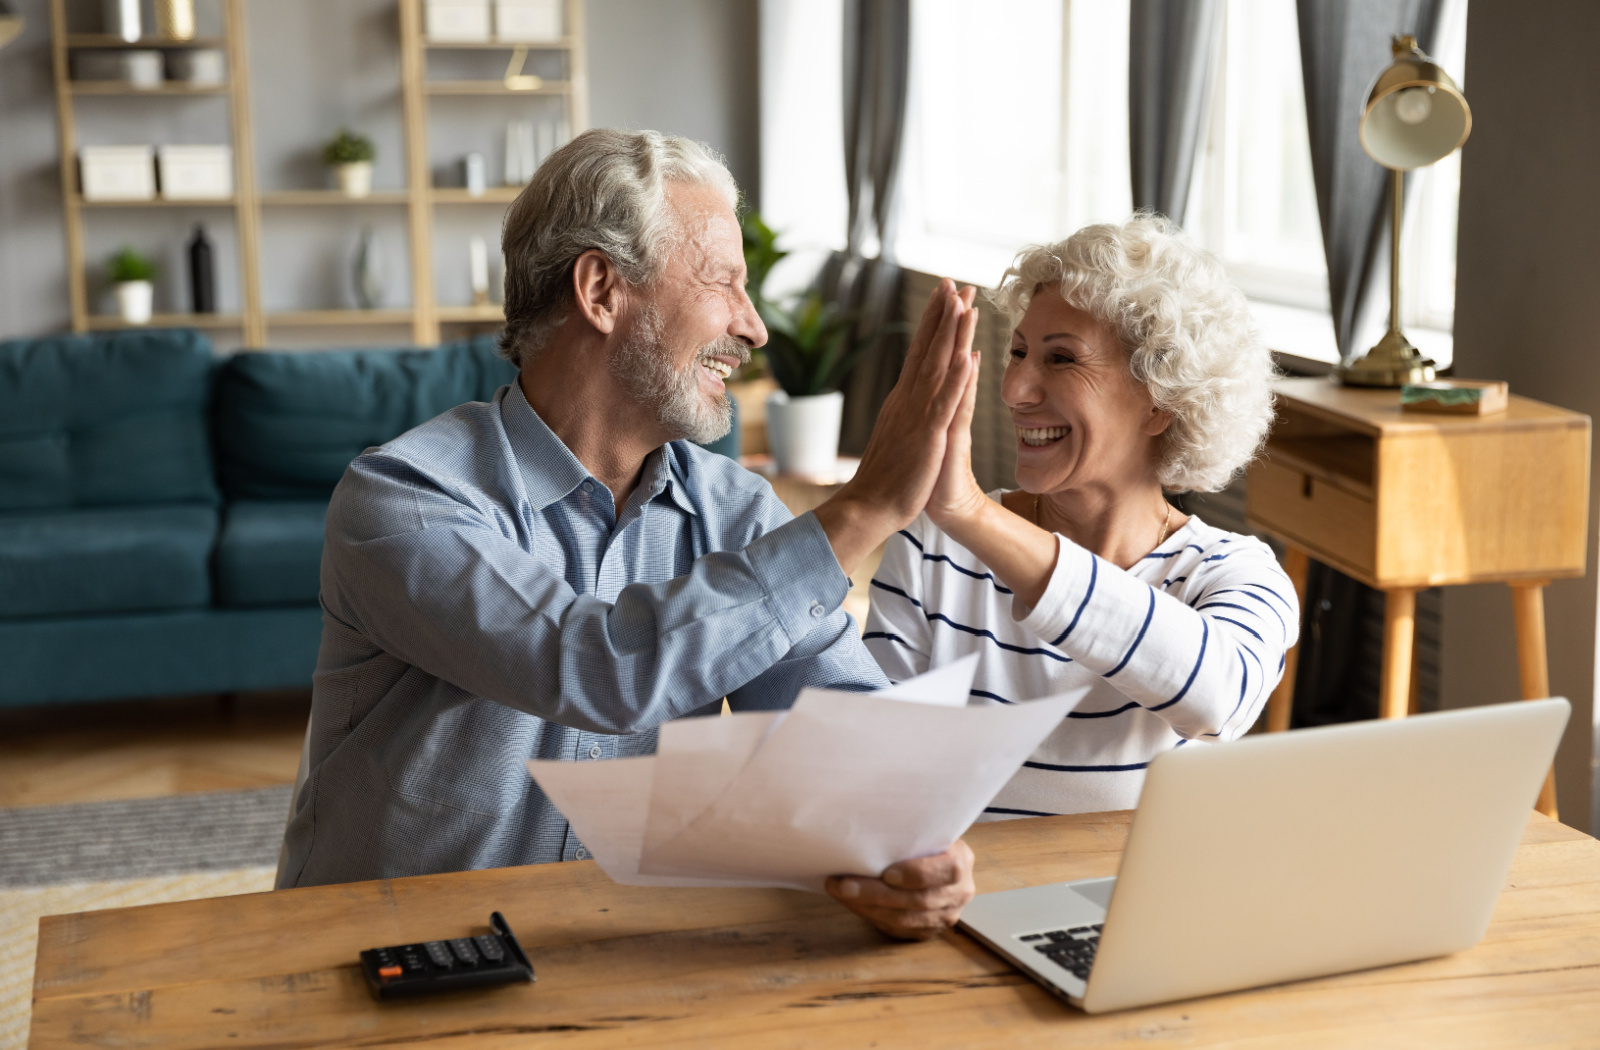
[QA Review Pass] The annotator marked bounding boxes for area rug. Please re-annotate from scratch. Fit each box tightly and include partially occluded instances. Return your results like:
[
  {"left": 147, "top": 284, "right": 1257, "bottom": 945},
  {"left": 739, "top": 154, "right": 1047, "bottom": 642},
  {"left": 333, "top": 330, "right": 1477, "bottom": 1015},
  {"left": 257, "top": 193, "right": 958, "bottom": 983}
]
[
  {"left": 0, "top": 785, "right": 292, "bottom": 887},
  {"left": 0, "top": 787, "right": 293, "bottom": 1049}
]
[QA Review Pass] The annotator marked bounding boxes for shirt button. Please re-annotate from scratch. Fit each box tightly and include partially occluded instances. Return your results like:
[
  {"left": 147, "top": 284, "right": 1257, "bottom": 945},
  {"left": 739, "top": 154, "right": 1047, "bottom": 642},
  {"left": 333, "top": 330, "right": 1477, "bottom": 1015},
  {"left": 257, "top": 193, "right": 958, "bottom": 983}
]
[
  {"left": 580, "top": 480, "right": 594, "bottom": 493},
  {"left": 809, "top": 601, "right": 825, "bottom": 618},
  {"left": 574, "top": 846, "right": 589, "bottom": 860},
  {"left": 587, "top": 744, "right": 603, "bottom": 759}
]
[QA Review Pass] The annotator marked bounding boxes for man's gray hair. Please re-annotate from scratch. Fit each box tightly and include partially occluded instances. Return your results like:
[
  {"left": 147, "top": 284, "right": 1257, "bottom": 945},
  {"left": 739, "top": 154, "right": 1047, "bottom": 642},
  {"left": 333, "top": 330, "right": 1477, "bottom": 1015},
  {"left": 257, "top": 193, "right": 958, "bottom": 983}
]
[{"left": 499, "top": 128, "right": 739, "bottom": 367}]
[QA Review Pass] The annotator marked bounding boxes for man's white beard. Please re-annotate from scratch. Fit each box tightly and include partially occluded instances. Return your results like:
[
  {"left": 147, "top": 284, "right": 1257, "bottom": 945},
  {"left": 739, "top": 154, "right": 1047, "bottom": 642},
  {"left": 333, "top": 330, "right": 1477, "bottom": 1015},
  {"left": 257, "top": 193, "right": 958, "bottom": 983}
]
[{"left": 610, "top": 305, "right": 747, "bottom": 446}]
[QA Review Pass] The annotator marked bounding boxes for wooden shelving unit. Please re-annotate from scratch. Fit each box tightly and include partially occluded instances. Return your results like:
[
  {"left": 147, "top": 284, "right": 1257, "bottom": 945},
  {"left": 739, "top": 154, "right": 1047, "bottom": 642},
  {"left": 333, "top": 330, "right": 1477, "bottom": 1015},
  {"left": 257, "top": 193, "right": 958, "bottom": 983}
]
[
  {"left": 398, "top": 0, "right": 588, "bottom": 343},
  {"left": 50, "top": 0, "right": 263, "bottom": 344},
  {"left": 51, "top": 0, "right": 587, "bottom": 347}
]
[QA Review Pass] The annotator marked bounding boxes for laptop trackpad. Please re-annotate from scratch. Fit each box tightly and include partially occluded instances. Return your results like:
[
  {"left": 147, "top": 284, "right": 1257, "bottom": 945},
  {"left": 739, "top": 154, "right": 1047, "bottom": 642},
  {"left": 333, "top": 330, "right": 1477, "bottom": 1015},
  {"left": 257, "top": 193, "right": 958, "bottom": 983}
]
[{"left": 1067, "top": 876, "right": 1116, "bottom": 912}]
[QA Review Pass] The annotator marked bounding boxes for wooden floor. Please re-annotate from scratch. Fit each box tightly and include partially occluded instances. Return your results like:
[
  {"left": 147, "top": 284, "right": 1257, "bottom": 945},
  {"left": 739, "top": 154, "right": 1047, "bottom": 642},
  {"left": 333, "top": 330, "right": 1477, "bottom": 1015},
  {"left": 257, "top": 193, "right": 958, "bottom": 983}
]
[{"left": 0, "top": 691, "right": 310, "bottom": 809}]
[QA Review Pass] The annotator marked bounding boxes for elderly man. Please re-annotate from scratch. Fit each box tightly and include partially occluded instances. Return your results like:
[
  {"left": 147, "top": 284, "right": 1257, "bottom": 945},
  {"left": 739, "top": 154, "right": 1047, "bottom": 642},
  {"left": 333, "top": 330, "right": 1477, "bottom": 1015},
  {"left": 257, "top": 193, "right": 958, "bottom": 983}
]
[{"left": 278, "top": 129, "right": 980, "bottom": 939}]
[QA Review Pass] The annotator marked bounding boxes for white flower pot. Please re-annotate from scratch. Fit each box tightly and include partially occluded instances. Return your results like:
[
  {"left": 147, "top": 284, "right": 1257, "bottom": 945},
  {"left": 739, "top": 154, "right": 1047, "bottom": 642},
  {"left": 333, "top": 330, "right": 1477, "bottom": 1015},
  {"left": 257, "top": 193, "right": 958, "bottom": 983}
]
[
  {"left": 765, "top": 389, "right": 844, "bottom": 478},
  {"left": 115, "top": 280, "right": 153, "bottom": 325},
  {"left": 335, "top": 161, "right": 373, "bottom": 198}
]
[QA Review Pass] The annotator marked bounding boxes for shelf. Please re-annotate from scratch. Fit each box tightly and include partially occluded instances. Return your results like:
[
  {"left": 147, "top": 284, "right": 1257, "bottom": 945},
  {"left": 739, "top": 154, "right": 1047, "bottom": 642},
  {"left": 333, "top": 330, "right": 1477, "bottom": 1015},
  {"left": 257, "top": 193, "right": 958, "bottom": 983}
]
[
  {"left": 430, "top": 187, "right": 522, "bottom": 204},
  {"left": 77, "top": 195, "right": 237, "bottom": 208},
  {"left": 424, "top": 36, "right": 575, "bottom": 49},
  {"left": 66, "top": 34, "right": 227, "bottom": 49},
  {"left": 424, "top": 78, "right": 570, "bottom": 95},
  {"left": 259, "top": 190, "right": 411, "bottom": 206},
  {"left": 85, "top": 313, "right": 242, "bottom": 330},
  {"left": 268, "top": 309, "right": 415, "bottom": 326},
  {"left": 69, "top": 80, "right": 230, "bottom": 95},
  {"left": 437, "top": 304, "right": 505, "bottom": 323}
]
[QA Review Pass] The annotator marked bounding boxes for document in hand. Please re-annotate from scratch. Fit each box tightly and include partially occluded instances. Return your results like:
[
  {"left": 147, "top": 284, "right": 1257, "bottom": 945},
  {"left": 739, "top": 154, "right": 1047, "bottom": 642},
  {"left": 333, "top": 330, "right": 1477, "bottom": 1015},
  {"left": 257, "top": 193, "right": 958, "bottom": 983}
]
[{"left": 527, "top": 657, "right": 1074, "bottom": 892}]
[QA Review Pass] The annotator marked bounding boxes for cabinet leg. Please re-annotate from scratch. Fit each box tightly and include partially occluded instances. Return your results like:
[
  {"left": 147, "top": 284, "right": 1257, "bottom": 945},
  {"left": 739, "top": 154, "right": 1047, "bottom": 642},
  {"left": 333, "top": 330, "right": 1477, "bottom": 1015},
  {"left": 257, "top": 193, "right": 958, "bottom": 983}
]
[
  {"left": 1379, "top": 588, "right": 1417, "bottom": 721},
  {"left": 1266, "top": 547, "right": 1310, "bottom": 733},
  {"left": 1510, "top": 581, "right": 1559, "bottom": 820}
]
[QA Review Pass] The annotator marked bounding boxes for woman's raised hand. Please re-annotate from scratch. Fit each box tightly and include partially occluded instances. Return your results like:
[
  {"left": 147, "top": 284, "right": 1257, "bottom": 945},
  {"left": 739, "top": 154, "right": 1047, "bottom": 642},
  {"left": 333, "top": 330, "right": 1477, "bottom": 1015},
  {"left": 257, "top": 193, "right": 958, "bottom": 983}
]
[
  {"left": 925, "top": 304, "right": 988, "bottom": 528},
  {"left": 813, "top": 279, "right": 979, "bottom": 576}
]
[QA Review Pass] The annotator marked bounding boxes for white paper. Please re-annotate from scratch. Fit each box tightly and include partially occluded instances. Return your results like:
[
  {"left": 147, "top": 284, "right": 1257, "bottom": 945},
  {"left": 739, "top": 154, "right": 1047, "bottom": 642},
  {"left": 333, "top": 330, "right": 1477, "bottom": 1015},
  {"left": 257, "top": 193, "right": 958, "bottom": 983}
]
[{"left": 527, "top": 659, "right": 1071, "bottom": 892}]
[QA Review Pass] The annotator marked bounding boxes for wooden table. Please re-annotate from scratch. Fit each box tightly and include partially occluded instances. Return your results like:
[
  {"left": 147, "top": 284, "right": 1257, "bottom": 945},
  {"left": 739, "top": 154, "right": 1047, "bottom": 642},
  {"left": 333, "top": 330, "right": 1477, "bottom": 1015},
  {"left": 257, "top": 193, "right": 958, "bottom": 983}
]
[
  {"left": 29, "top": 810, "right": 1600, "bottom": 1048},
  {"left": 1247, "top": 377, "right": 1590, "bottom": 817}
]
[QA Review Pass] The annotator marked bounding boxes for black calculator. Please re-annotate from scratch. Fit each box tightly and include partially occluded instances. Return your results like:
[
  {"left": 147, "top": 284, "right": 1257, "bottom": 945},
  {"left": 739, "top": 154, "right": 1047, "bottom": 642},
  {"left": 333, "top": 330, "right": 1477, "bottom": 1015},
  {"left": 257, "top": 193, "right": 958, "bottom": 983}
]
[{"left": 359, "top": 911, "right": 535, "bottom": 1000}]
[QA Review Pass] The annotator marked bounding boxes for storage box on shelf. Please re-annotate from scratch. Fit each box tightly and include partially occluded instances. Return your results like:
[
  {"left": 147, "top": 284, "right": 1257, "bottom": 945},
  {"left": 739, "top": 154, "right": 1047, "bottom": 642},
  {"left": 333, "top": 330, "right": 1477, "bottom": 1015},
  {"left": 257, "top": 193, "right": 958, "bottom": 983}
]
[
  {"left": 79, "top": 145, "right": 155, "bottom": 201},
  {"left": 157, "top": 145, "right": 232, "bottom": 200}
]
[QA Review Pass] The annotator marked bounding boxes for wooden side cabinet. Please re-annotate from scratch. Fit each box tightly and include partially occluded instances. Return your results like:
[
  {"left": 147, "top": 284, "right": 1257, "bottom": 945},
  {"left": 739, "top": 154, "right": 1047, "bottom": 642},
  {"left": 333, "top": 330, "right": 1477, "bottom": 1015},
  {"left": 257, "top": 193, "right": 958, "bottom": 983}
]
[{"left": 1247, "top": 377, "right": 1590, "bottom": 817}]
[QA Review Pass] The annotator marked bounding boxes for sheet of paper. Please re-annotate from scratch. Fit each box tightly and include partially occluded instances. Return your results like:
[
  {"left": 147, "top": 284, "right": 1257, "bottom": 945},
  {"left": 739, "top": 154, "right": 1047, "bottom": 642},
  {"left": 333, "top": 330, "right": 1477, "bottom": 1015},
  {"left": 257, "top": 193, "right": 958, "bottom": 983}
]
[
  {"left": 528, "top": 657, "right": 1070, "bottom": 892},
  {"left": 527, "top": 755, "right": 770, "bottom": 888},
  {"left": 873, "top": 653, "right": 978, "bottom": 707},
  {"left": 639, "top": 688, "right": 1071, "bottom": 891}
]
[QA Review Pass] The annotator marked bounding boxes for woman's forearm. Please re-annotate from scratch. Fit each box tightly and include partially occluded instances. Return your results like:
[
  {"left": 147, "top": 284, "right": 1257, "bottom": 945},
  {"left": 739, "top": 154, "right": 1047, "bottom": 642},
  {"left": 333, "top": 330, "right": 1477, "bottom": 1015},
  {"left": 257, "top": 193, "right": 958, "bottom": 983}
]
[{"left": 936, "top": 498, "right": 1060, "bottom": 611}]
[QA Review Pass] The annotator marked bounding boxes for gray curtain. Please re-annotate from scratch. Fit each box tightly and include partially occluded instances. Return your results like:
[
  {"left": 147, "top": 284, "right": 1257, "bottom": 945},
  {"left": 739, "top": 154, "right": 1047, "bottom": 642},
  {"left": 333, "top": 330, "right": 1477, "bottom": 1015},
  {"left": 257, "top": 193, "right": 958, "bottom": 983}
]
[
  {"left": 1297, "top": 0, "right": 1445, "bottom": 361},
  {"left": 830, "top": 0, "right": 911, "bottom": 454},
  {"left": 1128, "top": 0, "right": 1225, "bottom": 225}
]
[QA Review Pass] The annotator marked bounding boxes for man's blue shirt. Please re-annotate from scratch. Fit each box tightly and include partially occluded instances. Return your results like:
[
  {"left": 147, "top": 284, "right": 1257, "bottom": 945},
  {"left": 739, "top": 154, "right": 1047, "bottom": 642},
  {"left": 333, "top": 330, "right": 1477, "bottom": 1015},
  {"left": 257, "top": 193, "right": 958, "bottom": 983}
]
[{"left": 278, "top": 382, "right": 886, "bottom": 887}]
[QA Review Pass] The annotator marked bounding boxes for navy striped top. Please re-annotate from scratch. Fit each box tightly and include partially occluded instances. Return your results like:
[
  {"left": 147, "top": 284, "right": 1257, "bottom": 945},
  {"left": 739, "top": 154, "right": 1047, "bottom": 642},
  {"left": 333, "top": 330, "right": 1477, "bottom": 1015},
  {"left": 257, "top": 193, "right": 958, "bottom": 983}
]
[{"left": 863, "top": 494, "right": 1298, "bottom": 818}]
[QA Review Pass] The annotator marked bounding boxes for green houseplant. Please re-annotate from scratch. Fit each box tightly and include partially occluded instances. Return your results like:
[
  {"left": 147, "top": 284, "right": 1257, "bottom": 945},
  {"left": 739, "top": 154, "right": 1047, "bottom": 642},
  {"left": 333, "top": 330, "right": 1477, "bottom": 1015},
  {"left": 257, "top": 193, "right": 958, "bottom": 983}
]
[
  {"left": 107, "top": 247, "right": 156, "bottom": 325},
  {"left": 323, "top": 129, "right": 376, "bottom": 198},
  {"left": 740, "top": 211, "right": 898, "bottom": 476}
]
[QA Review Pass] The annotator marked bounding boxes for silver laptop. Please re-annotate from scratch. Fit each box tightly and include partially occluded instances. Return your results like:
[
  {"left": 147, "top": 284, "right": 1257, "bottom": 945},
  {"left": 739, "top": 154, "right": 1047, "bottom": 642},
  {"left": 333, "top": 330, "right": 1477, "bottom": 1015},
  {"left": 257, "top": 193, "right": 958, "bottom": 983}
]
[{"left": 959, "top": 698, "right": 1569, "bottom": 1014}]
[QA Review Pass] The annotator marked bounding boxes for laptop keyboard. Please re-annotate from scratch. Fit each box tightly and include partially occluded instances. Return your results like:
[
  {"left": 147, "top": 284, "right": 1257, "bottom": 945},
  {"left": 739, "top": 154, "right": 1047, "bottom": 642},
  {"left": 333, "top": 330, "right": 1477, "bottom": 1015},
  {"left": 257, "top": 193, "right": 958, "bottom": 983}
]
[{"left": 1018, "top": 924, "right": 1102, "bottom": 982}]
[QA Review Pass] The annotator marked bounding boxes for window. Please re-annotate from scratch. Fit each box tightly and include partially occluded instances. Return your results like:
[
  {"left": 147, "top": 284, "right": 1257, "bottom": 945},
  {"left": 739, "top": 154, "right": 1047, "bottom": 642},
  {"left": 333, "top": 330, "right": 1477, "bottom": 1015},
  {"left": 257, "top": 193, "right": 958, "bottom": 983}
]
[{"left": 761, "top": 0, "right": 1466, "bottom": 366}]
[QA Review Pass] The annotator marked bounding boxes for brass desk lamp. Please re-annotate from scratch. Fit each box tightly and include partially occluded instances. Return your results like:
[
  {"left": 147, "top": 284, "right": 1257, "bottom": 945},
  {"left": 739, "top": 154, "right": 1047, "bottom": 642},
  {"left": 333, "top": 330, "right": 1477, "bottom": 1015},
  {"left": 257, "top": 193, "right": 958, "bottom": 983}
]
[{"left": 1338, "top": 34, "right": 1472, "bottom": 388}]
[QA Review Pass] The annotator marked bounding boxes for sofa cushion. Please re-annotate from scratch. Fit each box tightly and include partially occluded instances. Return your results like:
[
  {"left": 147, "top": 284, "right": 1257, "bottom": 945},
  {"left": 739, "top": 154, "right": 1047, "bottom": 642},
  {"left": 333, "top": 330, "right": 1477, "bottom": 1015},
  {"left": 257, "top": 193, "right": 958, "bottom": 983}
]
[
  {"left": 0, "top": 329, "right": 219, "bottom": 511},
  {"left": 0, "top": 505, "right": 218, "bottom": 619},
  {"left": 215, "top": 335, "right": 516, "bottom": 500},
  {"left": 215, "top": 499, "right": 329, "bottom": 608}
]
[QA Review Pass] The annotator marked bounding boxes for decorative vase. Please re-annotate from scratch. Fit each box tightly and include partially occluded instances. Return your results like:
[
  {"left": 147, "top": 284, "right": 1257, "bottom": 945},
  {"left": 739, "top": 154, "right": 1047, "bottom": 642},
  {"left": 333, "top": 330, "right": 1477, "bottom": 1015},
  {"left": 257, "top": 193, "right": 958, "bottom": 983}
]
[
  {"left": 154, "top": 0, "right": 195, "bottom": 40},
  {"left": 765, "top": 389, "right": 845, "bottom": 478},
  {"left": 115, "top": 280, "right": 154, "bottom": 324},
  {"left": 335, "top": 161, "right": 373, "bottom": 198},
  {"left": 104, "top": 0, "right": 140, "bottom": 42},
  {"left": 188, "top": 224, "right": 215, "bottom": 313},
  {"left": 353, "top": 227, "right": 385, "bottom": 309}
]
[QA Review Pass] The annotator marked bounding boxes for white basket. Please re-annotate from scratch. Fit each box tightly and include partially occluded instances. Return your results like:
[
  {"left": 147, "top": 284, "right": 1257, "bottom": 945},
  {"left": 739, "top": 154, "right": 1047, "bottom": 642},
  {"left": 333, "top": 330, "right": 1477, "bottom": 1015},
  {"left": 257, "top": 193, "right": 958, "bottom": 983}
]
[
  {"left": 426, "top": 0, "right": 491, "bottom": 41},
  {"left": 80, "top": 146, "right": 156, "bottom": 201},
  {"left": 495, "top": 0, "right": 561, "bottom": 42},
  {"left": 158, "top": 145, "right": 233, "bottom": 200}
]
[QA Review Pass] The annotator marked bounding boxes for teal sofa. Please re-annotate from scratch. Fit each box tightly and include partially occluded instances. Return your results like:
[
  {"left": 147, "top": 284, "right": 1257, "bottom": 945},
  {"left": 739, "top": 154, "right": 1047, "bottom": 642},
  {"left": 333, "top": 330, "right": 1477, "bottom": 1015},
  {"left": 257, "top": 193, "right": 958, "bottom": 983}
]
[{"left": 0, "top": 328, "right": 739, "bottom": 709}]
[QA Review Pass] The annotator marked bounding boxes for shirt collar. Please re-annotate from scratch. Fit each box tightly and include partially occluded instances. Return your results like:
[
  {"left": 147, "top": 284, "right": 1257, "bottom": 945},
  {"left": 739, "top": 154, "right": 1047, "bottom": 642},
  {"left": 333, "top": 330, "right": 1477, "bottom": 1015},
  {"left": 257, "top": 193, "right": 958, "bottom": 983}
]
[{"left": 499, "top": 382, "right": 699, "bottom": 517}]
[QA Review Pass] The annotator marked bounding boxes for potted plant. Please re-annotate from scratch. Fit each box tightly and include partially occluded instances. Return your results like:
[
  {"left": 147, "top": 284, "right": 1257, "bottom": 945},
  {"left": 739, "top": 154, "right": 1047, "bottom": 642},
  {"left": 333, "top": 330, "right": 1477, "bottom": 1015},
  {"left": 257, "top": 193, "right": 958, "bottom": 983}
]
[
  {"left": 323, "top": 129, "right": 376, "bottom": 198},
  {"left": 107, "top": 247, "right": 156, "bottom": 325},
  {"left": 742, "top": 211, "right": 897, "bottom": 477}
]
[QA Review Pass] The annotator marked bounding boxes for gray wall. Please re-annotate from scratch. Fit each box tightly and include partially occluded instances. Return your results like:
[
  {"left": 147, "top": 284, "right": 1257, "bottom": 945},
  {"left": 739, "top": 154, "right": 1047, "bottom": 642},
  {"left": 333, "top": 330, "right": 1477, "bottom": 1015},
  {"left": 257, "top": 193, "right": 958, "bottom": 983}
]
[
  {"left": 1442, "top": 0, "right": 1600, "bottom": 834},
  {"left": 0, "top": 0, "right": 758, "bottom": 343}
]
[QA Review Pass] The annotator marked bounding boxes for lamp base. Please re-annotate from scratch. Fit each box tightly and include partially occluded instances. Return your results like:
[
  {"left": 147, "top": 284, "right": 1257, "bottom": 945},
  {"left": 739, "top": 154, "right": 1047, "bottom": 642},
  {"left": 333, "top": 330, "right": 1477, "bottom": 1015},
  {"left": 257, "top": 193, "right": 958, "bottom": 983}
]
[{"left": 1337, "top": 328, "right": 1436, "bottom": 388}]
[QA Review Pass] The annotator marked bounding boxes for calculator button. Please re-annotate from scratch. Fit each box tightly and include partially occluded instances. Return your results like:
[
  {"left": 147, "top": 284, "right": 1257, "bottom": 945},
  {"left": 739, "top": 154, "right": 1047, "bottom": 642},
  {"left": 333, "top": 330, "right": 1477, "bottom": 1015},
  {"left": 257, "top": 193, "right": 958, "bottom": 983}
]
[
  {"left": 474, "top": 935, "right": 506, "bottom": 962},
  {"left": 449, "top": 938, "right": 480, "bottom": 965},
  {"left": 424, "top": 941, "right": 454, "bottom": 968}
]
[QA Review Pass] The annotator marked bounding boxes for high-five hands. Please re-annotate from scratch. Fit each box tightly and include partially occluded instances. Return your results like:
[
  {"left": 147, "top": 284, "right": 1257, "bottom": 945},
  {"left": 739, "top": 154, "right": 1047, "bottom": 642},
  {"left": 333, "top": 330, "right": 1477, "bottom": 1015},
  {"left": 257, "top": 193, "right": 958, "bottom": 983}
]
[{"left": 814, "top": 278, "right": 979, "bottom": 576}]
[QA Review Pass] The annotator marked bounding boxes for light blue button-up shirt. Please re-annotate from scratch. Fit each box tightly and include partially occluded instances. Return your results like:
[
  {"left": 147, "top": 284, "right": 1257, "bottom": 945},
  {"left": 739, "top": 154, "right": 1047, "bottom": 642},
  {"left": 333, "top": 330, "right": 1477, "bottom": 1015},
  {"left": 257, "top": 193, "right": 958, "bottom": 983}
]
[{"left": 278, "top": 383, "right": 886, "bottom": 887}]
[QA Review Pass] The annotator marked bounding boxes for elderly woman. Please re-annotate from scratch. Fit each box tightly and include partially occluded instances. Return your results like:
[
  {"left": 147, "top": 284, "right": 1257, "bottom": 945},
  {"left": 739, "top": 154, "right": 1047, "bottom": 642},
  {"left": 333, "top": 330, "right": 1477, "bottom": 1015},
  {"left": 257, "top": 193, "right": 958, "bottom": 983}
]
[{"left": 864, "top": 213, "right": 1296, "bottom": 817}]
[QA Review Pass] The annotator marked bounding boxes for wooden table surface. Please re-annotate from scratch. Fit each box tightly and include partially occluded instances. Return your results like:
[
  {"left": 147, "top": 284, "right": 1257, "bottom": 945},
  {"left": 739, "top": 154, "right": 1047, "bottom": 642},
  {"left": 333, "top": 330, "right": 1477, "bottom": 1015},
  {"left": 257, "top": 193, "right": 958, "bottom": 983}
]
[{"left": 30, "top": 811, "right": 1600, "bottom": 1049}]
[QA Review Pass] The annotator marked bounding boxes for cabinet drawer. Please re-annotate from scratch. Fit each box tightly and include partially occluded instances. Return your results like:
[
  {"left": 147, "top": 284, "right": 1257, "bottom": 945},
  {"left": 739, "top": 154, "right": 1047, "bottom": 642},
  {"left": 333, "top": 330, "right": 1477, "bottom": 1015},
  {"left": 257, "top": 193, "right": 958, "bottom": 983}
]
[{"left": 1247, "top": 458, "right": 1377, "bottom": 578}]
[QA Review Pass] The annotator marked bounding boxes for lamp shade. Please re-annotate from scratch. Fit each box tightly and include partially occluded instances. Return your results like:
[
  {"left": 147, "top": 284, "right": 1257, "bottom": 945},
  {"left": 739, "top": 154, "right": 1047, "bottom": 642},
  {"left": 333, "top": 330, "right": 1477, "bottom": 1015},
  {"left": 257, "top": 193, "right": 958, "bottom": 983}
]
[{"left": 1359, "top": 35, "right": 1471, "bottom": 171}]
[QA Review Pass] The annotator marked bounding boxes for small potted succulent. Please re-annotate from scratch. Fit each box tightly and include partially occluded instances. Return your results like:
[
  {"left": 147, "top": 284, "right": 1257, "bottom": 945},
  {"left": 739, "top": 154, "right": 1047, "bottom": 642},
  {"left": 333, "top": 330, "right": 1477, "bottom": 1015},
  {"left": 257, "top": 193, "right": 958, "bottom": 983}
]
[
  {"left": 107, "top": 247, "right": 156, "bottom": 325},
  {"left": 323, "top": 129, "right": 376, "bottom": 198}
]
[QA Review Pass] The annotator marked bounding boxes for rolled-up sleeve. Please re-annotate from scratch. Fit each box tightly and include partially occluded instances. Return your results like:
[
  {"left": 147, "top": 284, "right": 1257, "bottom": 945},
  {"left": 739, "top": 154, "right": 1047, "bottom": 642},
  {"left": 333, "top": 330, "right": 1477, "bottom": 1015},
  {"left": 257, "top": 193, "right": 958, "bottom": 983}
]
[{"left": 323, "top": 454, "right": 868, "bottom": 736}]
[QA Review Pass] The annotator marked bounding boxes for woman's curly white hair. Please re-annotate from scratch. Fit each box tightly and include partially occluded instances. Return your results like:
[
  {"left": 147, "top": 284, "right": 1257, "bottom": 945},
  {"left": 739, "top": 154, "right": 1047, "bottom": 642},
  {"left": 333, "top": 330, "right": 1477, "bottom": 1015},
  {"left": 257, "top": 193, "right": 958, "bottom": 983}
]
[{"left": 994, "top": 212, "right": 1276, "bottom": 493}]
